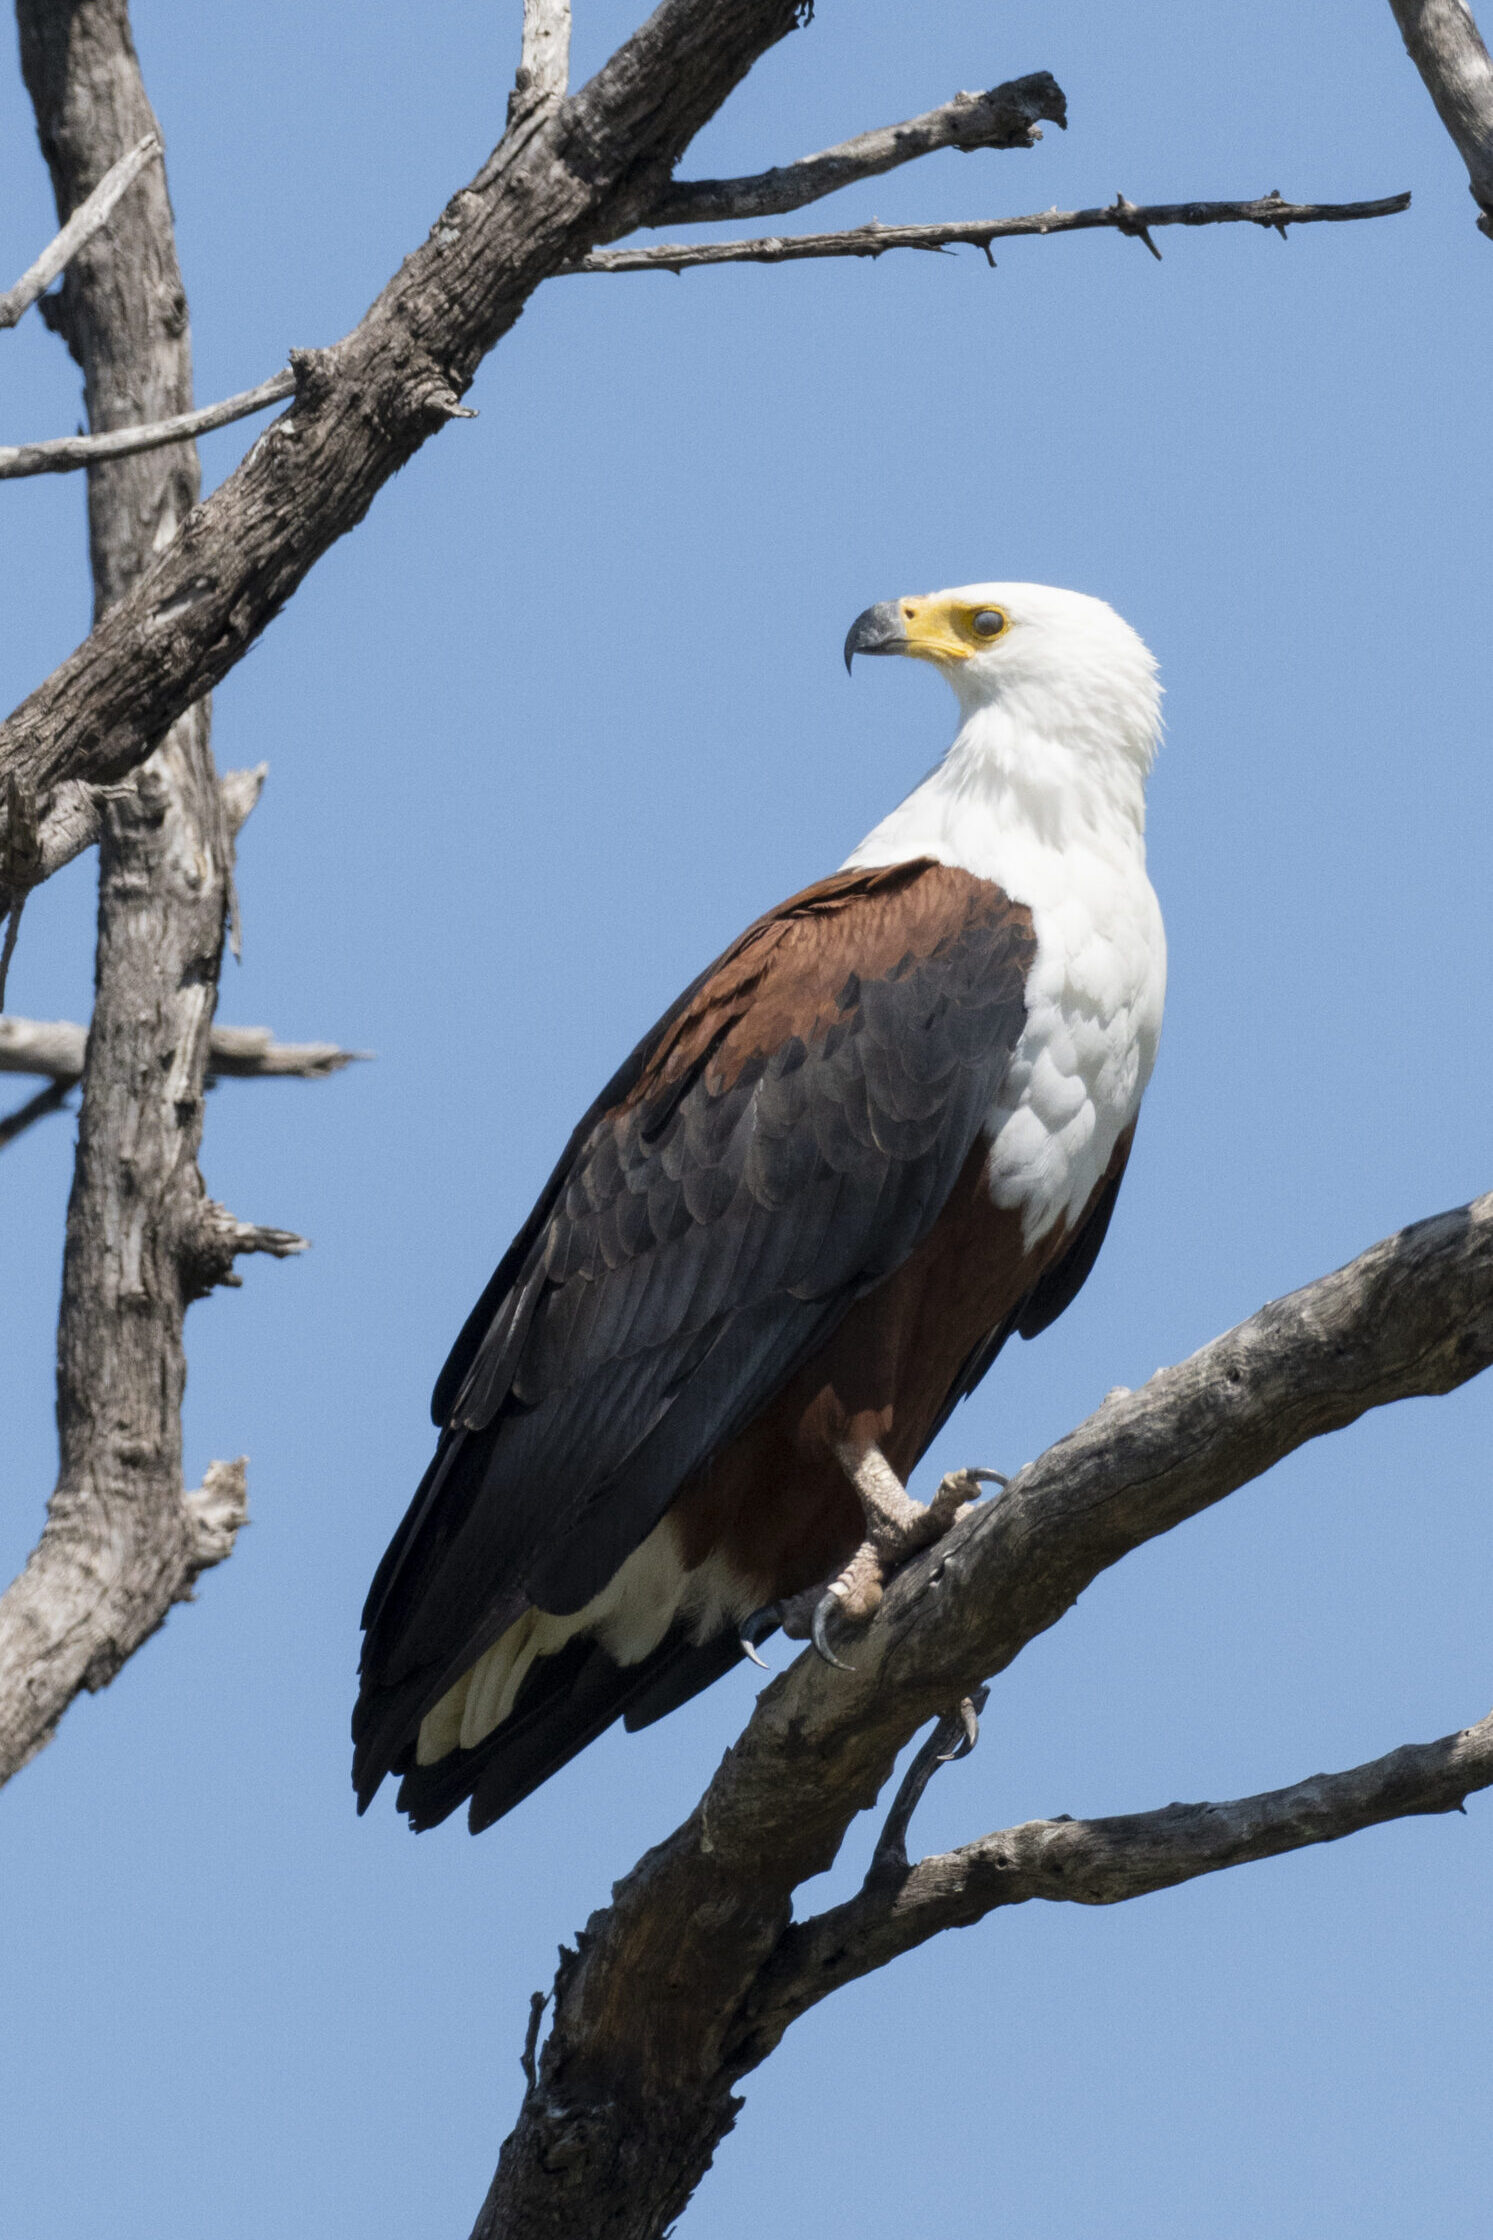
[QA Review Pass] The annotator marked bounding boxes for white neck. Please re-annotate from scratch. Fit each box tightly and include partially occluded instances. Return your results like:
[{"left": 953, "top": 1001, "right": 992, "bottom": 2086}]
[{"left": 843, "top": 698, "right": 1150, "bottom": 884}]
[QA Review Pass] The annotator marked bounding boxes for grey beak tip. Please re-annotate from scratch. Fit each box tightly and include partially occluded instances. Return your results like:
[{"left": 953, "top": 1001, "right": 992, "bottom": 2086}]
[{"left": 843, "top": 600, "right": 906, "bottom": 674}]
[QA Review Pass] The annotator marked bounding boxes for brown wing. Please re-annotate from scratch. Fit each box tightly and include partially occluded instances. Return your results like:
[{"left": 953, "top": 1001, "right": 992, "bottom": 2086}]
[{"left": 353, "top": 859, "right": 1036, "bottom": 1808}]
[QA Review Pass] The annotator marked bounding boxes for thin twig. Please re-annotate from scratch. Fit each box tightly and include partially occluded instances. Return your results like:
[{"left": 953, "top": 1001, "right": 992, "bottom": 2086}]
[
  {"left": 0, "top": 1014, "right": 367, "bottom": 1084},
  {"left": 757, "top": 1706, "right": 1493, "bottom": 2035},
  {"left": 0, "top": 1077, "right": 71, "bottom": 1151},
  {"left": 519, "top": 1992, "right": 548, "bottom": 2094},
  {"left": 0, "top": 369, "right": 294, "bottom": 481},
  {"left": 648, "top": 74, "right": 1066, "bottom": 229},
  {"left": 570, "top": 188, "right": 1412, "bottom": 274},
  {"left": 1388, "top": 0, "right": 1493, "bottom": 233},
  {"left": 0, "top": 132, "right": 160, "bottom": 329}
]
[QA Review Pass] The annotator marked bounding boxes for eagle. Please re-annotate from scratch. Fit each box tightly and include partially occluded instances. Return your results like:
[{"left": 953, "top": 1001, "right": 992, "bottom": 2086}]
[{"left": 354, "top": 582, "right": 1166, "bottom": 1833}]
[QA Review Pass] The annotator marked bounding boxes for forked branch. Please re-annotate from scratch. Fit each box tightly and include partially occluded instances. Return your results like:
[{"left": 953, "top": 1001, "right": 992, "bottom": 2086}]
[
  {"left": 749, "top": 1708, "right": 1493, "bottom": 2045},
  {"left": 645, "top": 73, "right": 1066, "bottom": 229}
]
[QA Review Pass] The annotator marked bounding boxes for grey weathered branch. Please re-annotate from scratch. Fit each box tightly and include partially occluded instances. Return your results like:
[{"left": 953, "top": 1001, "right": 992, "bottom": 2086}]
[
  {"left": 0, "top": 368, "right": 295, "bottom": 480},
  {"left": 474, "top": 1191, "right": 1493, "bottom": 2240},
  {"left": 572, "top": 188, "right": 1412, "bottom": 275},
  {"left": 645, "top": 73, "right": 1066, "bottom": 229},
  {"left": 510, "top": 0, "right": 571, "bottom": 123},
  {"left": 0, "top": 73, "right": 1062, "bottom": 484},
  {"left": 0, "top": 129, "right": 159, "bottom": 328},
  {"left": 0, "top": 0, "right": 1406, "bottom": 869},
  {"left": 0, "top": 0, "right": 297, "bottom": 1789},
  {"left": 0, "top": 1014, "right": 367, "bottom": 1086},
  {"left": 750, "top": 1710, "right": 1493, "bottom": 2042},
  {"left": 0, "top": 1076, "right": 71, "bottom": 1150},
  {"left": 0, "top": 0, "right": 812, "bottom": 835},
  {"left": 0, "top": 765, "right": 263, "bottom": 930},
  {"left": 1389, "top": 0, "right": 1493, "bottom": 232}
]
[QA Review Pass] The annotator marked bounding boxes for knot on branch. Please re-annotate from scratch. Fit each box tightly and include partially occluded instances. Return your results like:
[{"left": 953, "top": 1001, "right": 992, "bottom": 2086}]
[
  {"left": 181, "top": 1457, "right": 249, "bottom": 1579},
  {"left": 182, "top": 1197, "right": 307, "bottom": 1300},
  {"left": 406, "top": 376, "right": 478, "bottom": 430},
  {"left": 289, "top": 346, "right": 337, "bottom": 411},
  {"left": 1109, "top": 192, "right": 1162, "bottom": 260},
  {"left": 219, "top": 763, "right": 267, "bottom": 840},
  {"left": 951, "top": 71, "right": 1068, "bottom": 147}
]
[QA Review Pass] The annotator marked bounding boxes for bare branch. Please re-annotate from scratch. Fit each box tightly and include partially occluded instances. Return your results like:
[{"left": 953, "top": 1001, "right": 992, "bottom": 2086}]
[
  {"left": 0, "top": 0, "right": 305, "bottom": 1787},
  {"left": 476, "top": 1192, "right": 1493, "bottom": 2239},
  {"left": 0, "top": 1014, "right": 366, "bottom": 1086},
  {"left": 572, "top": 187, "right": 1413, "bottom": 275},
  {"left": 1388, "top": 0, "right": 1493, "bottom": 232},
  {"left": 753, "top": 1710, "right": 1493, "bottom": 2037},
  {"left": 510, "top": 0, "right": 571, "bottom": 122},
  {"left": 3, "top": 178, "right": 1391, "bottom": 484},
  {"left": 0, "top": 368, "right": 294, "bottom": 481},
  {"left": 0, "top": 1452, "right": 251, "bottom": 1783},
  {"left": 0, "top": 0, "right": 812, "bottom": 829},
  {"left": 0, "top": 766, "right": 260, "bottom": 927},
  {"left": 647, "top": 73, "right": 1066, "bottom": 229},
  {"left": 0, "top": 131, "right": 159, "bottom": 329},
  {"left": 0, "top": 1077, "right": 71, "bottom": 1151}
]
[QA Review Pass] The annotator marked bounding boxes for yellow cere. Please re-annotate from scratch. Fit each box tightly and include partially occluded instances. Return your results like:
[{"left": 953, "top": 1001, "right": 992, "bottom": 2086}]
[{"left": 896, "top": 596, "right": 1008, "bottom": 663}]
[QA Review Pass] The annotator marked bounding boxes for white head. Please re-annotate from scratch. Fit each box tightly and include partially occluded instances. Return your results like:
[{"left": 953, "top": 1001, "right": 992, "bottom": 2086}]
[{"left": 844, "top": 581, "right": 1162, "bottom": 786}]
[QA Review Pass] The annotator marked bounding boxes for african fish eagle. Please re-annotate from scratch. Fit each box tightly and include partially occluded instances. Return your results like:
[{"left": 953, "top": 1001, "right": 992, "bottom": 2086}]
[{"left": 354, "top": 582, "right": 1166, "bottom": 1833}]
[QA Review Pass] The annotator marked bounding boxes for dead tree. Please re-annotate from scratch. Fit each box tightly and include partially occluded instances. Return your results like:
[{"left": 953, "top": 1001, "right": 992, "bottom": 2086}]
[{"left": 1, "top": 3, "right": 1489, "bottom": 2237}]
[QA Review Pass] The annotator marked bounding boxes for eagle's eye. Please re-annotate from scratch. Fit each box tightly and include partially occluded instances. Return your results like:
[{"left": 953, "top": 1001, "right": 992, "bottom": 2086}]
[{"left": 971, "top": 608, "right": 1007, "bottom": 639}]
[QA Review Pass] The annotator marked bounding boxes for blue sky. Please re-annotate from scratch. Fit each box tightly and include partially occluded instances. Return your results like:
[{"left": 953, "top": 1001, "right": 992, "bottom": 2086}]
[{"left": 3, "top": 3, "right": 1491, "bottom": 2235}]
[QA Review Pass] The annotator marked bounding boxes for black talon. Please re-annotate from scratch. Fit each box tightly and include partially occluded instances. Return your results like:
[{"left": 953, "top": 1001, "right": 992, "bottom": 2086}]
[
  {"left": 936, "top": 1696, "right": 981, "bottom": 1763},
  {"left": 738, "top": 1604, "right": 781, "bottom": 1669},
  {"left": 811, "top": 1590, "right": 856, "bottom": 1672}
]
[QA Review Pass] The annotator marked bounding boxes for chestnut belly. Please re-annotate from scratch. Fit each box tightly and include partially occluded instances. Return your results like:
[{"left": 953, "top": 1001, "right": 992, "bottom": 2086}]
[{"left": 670, "top": 1136, "right": 1096, "bottom": 1607}]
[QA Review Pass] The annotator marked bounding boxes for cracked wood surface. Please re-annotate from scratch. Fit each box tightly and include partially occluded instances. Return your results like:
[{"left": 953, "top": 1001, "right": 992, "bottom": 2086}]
[
  {"left": 0, "top": 0, "right": 284, "bottom": 1786},
  {"left": 473, "top": 1192, "right": 1493, "bottom": 2240}
]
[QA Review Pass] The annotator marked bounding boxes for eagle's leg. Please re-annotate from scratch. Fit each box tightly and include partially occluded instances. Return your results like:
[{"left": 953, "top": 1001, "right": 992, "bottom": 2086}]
[{"left": 776, "top": 1448, "right": 1005, "bottom": 1669}]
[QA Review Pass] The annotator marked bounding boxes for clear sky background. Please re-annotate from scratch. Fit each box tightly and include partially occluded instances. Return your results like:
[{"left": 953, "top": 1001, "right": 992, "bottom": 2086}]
[{"left": 3, "top": 4, "right": 1490, "bottom": 2235}]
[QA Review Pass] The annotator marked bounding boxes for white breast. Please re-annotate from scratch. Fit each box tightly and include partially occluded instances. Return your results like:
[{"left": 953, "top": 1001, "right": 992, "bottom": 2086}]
[
  {"left": 977, "top": 830, "right": 1165, "bottom": 1246},
  {"left": 843, "top": 697, "right": 1167, "bottom": 1250}
]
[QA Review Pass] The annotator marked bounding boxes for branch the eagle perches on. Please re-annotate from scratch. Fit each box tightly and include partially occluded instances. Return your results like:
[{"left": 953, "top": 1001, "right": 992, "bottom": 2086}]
[{"left": 473, "top": 1190, "right": 1493, "bottom": 2240}]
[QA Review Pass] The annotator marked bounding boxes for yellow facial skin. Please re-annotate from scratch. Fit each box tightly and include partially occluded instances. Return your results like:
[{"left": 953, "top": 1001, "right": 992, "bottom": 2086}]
[{"left": 894, "top": 595, "right": 1010, "bottom": 665}]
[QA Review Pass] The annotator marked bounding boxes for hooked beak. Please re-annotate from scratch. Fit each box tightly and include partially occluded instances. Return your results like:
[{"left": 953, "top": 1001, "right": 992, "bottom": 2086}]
[{"left": 843, "top": 601, "right": 908, "bottom": 673}]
